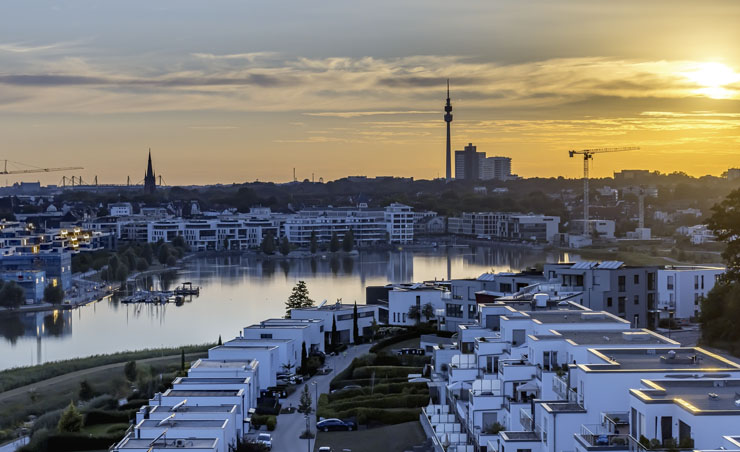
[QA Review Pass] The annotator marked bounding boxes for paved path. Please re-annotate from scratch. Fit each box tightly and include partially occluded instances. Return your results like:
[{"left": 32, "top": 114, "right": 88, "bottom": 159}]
[
  {"left": 269, "top": 344, "right": 373, "bottom": 452},
  {"left": 0, "top": 353, "right": 205, "bottom": 405}
]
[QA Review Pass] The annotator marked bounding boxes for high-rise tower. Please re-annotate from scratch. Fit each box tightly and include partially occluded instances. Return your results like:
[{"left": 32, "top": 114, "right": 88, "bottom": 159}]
[
  {"left": 144, "top": 149, "right": 156, "bottom": 194},
  {"left": 444, "top": 79, "right": 453, "bottom": 182}
]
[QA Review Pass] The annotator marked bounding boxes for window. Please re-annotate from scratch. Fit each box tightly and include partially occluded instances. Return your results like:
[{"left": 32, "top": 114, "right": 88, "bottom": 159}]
[
  {"left": 648, "top": 272, "right": 656, "bottom": 290},
  {"left": 402, "top": 313, "right": 406, "bottom": 323},
  {"left": 667, "top": 275, "right": 674, "bottom": 290},
  {"left": 694, "top": 293, "right": 700, "bottom": 305},
  {"left": 467, "top": 303, "right": 477, "bottom": 319},
  {"left": 607, "top": 297, "right": 613, "bottom": 307},
  {"left": 694, "top": 275, "right": 699, "bottom": 290},
  {"left": 260, "top": 333, "right": 272, "bottom": 339},
  {"left": 634, "top": 295, "right": 640, "bottom": 305},
  {"left": 634, "top": 274, "right": 640, "bottom": 284},
  {"left": 446, "top": 303, "right": 463, "bottom": 318},
  {"left": 618, "top": 297, "right": 626, "bottom": 313},
  {"left": 701, "top": 275, "right": 705, "bottom": 289},
  {"left": 618, "top": 275, "right": 626, "bottom": 292}
]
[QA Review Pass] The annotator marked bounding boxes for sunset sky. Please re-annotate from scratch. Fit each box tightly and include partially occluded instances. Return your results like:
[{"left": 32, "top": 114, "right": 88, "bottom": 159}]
[{"left": 1, "top": 0, "right": 740, "bottom": 185}]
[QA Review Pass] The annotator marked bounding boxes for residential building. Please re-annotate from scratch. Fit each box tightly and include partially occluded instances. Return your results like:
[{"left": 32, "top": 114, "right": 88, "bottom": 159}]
[
  {"left": 290, "top": 301, "right": 379, "bottom": 344},
  {"left": 455, "top": 143, "right": 485, "bottom": 181},
  {"left": 481, "top": 156, "right": 512, "bottom": 181},
  {"left": 657, "top": 266, "right": 725, "bottom": 320}
]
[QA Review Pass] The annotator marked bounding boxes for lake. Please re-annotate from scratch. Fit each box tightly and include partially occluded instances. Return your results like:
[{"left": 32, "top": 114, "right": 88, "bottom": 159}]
[{"left": 0, "top": 245, "right": 570, "bottom": 370}]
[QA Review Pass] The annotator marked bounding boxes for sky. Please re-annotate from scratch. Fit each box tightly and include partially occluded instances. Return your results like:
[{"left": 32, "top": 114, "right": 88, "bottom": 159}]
[{"left": 1, "top": 0, "right": 740, "bottom": 185}]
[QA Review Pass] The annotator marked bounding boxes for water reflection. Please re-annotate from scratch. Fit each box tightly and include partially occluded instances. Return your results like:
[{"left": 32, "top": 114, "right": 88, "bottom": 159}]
[{"left": 0, "top": 246, "right": 567, "bottom": 370}]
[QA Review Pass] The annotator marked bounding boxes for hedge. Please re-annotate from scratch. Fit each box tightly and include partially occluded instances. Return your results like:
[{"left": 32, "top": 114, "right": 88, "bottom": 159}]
[
  {"left": 328, "top": 394, "right": 429, "bottom": 412},
  {"left": 18, "top": 432, "right": 120, "bottom": 452},
  {"left": 117, "top": 399, "right": 150, "bottom": 410},
  {"left": 251, "top": 414, "right": 277, "bottom": 431},
  {"left": 83, "top": 409, "right": 133, "bottom": 426},
  {"left": 352, "top": 366, "right": 423, "bottom": 379},
  {"left": 327, "top": 382, "right": 428, "bottom": 402}
]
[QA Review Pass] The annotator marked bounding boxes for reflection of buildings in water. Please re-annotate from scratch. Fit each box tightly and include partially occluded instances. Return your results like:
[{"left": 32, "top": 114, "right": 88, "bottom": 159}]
[
  {"left": 179, "top": 252, "right": 414, "bottom": 283},
  {"left": 387, "top": 251, "right": 414, "bottom": 283},
  {"left": 0, "top": 310, "right": 73, "bottom": 365}
]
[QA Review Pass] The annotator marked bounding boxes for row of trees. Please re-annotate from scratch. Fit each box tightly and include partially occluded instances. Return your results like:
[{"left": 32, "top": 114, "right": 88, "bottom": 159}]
[
  {"left": 261, "top": 229, "right": 356, "bottom": 256},
  {"left": 0, "top": 280, "right": 64, "bottom": 309},
  {"left": 95, "top": 237, "right": 189, "bottom": 282},
  {"left": 700, "top": 188, "right": 740, "bottom": 348}
]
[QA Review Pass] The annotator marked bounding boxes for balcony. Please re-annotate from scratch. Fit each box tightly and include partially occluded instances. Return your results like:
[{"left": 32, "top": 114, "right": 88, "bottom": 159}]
[
  {"left": 626, "top": 435, "right": 694, "bottom": 452},
  {"left": 574, "top": 424, "right": 630, "bottom": 451},
  {"left": 552, "top": 373, "right": 579, "bottom": 402}
]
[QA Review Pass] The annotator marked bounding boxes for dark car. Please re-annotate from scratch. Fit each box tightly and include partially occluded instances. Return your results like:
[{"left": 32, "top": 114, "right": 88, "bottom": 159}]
[{"left": 317, "top": 418, "right": 356, "bottom": 432}]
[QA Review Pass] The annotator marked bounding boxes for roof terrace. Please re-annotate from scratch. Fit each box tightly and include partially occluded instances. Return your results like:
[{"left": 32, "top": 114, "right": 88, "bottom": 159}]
[
  {"left": 581, "top": 347, "right": 740, "bottom": 373},
  {"left": 631, "top": 378, "right": 740, "bottom": 414}
]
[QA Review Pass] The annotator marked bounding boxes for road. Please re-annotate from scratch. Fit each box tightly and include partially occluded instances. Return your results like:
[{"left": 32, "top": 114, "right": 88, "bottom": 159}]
[
  {"left": 0, "top": 352, "right": 206, "bottom": 405},
  {"left": 268, "top": 343, "right": 372, "bottom": 452}
]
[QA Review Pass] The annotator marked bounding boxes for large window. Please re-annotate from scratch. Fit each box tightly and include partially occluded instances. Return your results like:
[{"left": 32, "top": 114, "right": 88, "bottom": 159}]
[
  {"left": 618, "top": 275, "right": 626, "bottom": 292},
  {"left": 446, "top": 303, "right": 463, "bottom": 318}
]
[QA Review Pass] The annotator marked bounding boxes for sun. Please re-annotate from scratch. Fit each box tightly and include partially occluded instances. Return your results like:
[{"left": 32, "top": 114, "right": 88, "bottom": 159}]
[{"left": 683, "top": 62, "right": 740, "bottom": 99}]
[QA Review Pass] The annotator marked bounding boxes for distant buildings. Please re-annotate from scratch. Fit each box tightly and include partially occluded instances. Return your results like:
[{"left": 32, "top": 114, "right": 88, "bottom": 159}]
[
  {"left": 657, "top": 265, "right": 724, "bottom": 320},
  {"left": 454, "top": 143, "right": 513, "bottom": 182},
  {"left": 447, "top": 212, "right": 560, "bottom": 242}
]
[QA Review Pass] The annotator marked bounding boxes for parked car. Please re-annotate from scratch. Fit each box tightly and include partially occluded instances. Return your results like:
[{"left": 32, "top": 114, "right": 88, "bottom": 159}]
[
  {"left": 318, "top": 448, "right": 333, "bottom": 452},
  {"left": 330, "top": 384, "right": 362, "bottom": 394},
  {"left": 317, "top": 418, "right": 355, "bottom": 432},
  {"left": 256, "top": 433, "right": 272, "bottom": 450}
]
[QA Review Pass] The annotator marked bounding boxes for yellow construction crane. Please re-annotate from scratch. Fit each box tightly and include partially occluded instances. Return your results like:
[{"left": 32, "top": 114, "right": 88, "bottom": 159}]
[
  {"left": 1, "top": 159, "right": 83, "bottom": 175},
  {"left": 568, "top": 147, "right": 640, "bottom": 236}
]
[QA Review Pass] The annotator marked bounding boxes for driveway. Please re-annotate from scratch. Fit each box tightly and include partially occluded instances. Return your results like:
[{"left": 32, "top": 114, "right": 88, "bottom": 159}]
[{"left": 268, "top": 343, "right": 372, "bottom": 452}]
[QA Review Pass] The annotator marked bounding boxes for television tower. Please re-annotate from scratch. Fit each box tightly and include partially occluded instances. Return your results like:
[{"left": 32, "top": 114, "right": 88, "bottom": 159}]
[{"left": 444, "top": 79, "right": 453, "bottom": 182}]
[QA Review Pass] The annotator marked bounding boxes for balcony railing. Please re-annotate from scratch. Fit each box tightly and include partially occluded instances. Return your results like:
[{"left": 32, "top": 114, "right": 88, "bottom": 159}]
[
  {"left": 576, "top": 424, "right": 630, "bottom": 449},
  {"left": 552, "top": 374, "right": 579, "bottom": 402},
  {"left": 626, "top": 435, "right": 694, "bottom": 452},
  {"left": 519, "top": 407, "right": 533, "bottom": 432}
]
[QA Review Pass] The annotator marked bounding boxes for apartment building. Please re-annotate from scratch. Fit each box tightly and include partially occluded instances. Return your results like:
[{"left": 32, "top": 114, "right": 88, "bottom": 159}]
[
  {"left": 447, "top": 212, "right": 560, "bottom": 243},
  {"left": 290, "top": 301, "right": 379, "bottom": 344},
  {"left": 657, "top": 266, "right": 725, "bottom": 320}
]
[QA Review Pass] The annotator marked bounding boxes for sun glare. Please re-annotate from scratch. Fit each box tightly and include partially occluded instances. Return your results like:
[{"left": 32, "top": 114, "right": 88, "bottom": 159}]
[{"left": 683, "top": 62, "right": 740, "bottom": 99}]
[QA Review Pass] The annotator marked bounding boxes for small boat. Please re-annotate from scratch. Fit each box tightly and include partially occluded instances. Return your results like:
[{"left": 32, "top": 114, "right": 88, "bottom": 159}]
[{"left": 174, "top": 282, "right": 200, "bottom": 296}]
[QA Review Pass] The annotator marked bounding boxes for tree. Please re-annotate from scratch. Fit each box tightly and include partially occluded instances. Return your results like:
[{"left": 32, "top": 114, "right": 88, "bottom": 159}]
[
  {"left": 78, "top": 380, "right": 94, "bottom": 401},
  {"left": 124, "top": 360, "right": 137, "bottom": 382},
  {"left": 235, "top": 439, "right": 270, "bottom": 452},
  {"left": 261, "top": 232, "right": 276, "bottom": 255},
  {"left": 408, "top": 304, "right": 421, "bottom": 325},
  {"left": 280, "top": 236, "right": 291, "bottom": 256},
  {"left": 300, "top": 342, "right": 307, "bottom": 373},
  {"left": 708, "top": 188, "right": 740, "bottom": 280},
  {"left": 181, "top": 349, "right": 185, "bottom": 371},
  {"left": 285, "top": 280, "right": 314, "bottom": 317},
  {"left": 281, "top": 361, "right": 296, "bottom": 374},
  {"left": 57, "top": 402, "right": 83, "bottom": 433},
  {"left": 309, "top": 230, "right": 318, "bottom": 254},
  {"left": 0, "top": 281, "right": 25, "bottom": 309},
  {"left": 298, "top": 384, "right": 312, "bottom": 414},
  {"left": 43, "top": 284, "right": 64, "bottom": 304},
  {"left": 352, "top": 302, "right": 359, "bottom": 344},
  {"left": 331, "top": 315, "right": 339, "bottom": 348},
  {"left": 329, "top": 232, "right": 340, "bottom": 253},
  {"left": 218, "top": 335, "right": 222, "bottom": 345},
  {"left": 158, "top": 245, "right": 170, "bottom": 265},
  {"left": 115, "top": 263, "right": 129, "bottom": 282},
  {"left": 421, "top": 303, "right": 436, "bottom": 323},
  {"left": 342, "top": 229, "right": 354, "bottom": 252}
]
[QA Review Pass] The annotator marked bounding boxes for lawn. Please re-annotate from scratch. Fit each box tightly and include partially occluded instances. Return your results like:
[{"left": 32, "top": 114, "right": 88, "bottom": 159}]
[{"left": 314, "top": 421, "right": 427, "bottom": 452}]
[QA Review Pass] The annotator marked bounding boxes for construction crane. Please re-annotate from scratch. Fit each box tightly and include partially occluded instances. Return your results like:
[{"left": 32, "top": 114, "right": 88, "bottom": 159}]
[
  {"left": 568, "top": 147, "right": 639, "bottom": 236},
  {"left": 1, "top": 159, "right": 83, "bottom": 175}
]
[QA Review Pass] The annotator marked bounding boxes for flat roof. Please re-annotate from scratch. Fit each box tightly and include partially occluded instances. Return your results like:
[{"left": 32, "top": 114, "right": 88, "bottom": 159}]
[
  {"left": 139, "top": 419, "right": 226, "bottom": 428},
  {"left": 116, "top": 437, "right": 218, "bottom": 450},
  {"left": 536, "top": 329, "right": 678, "bottom": 346},
  {"left": 225, "top": 338, "right": 292, "bottom": 344},
  {"left": 244, "top": 324, "right": 309, "bottom": 330},
  {"left": 528, "top": 311, "right": 628, "bottom": 325},
  {"left": 631, "top": 379, "right": 740, "bottom": 414},
  {"left": 210, "top": 344, "right": 278, "bottom": 351},
  {"left": 541, "top": 401, "right": 587, "bottom": 413},
  {"left": 150, "top": 404, "right": 236, "bottom": 414},
  {"left": 293, "top": 303, "right": 376, "bottom": 311},
  {"left": 174, "top": 377, "right": 249, "bottom": 384},
  {"left": 191, "top": 359, "right": 253, "bottom": 369},
  {"left": 164, "top": 389, "right": 242, "bottom": 397},
  {"left": 581, "top": 347, "right": 740, "bottom": 373}
]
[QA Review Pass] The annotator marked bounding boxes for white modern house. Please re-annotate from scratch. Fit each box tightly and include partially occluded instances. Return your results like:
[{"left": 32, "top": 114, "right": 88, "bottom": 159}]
[
  {"left": 657, "top": 266, "right": 725, "bottom": 320},
  {"left": 242, "top": 318, "right": 325, "bottom": 354},
  {"left": 290, "top": 301, "right": 380, "bottom": 344}
]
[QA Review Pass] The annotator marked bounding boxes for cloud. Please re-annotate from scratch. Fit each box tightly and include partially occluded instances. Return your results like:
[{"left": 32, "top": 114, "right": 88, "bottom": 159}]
[
  {"left": 0, "top": 41, "right": 76, "bottom": 54},
  {"left": 191, "top": 51, "right": 278, "bottom": 62},
  {"left": 304, "top": 110, "right": 437, "bottom": 118}
]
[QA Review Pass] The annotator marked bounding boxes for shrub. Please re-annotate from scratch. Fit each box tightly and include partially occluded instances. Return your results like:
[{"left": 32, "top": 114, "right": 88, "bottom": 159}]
[
  {"left": 265, "top": 416, "right": 277, "bottom": 431},
  {"left": 83, "top": 409, "right": 131, "bottom": 426},
  {"left": 57, "top": 403, "right": 83, "bottom": 433},
  {"left": 352, "top": 366, "right": 423, "bottom": 379}
]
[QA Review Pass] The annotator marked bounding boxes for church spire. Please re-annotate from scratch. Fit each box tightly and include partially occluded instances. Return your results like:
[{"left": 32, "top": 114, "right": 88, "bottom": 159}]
[{"left": 144, "top": 148, "right": 156, "bottom": 194}]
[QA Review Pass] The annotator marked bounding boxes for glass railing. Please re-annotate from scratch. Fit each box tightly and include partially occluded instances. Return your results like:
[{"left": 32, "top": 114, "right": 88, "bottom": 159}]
[
  {"left": 577, "top": 424, "right": 630, "bottom": 449},
  {"left": 627, "top": 435, "right": 695, "bottom": 452}
]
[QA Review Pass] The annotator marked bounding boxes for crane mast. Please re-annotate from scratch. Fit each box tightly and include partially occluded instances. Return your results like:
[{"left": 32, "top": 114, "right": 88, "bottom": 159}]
[{"left": 568, "top": 147, "right": 639, "bottom": 236}]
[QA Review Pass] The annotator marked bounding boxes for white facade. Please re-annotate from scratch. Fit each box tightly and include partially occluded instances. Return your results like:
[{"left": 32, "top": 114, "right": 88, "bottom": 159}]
[
  {"left": 388, "top": 285, "right": 447, "bottom": 326},
  {"left": 657, "top": 266, "right": 724, "bottom": 319},
  {"left": 290, "top": 302, "right": 379, "bottom": 344}
]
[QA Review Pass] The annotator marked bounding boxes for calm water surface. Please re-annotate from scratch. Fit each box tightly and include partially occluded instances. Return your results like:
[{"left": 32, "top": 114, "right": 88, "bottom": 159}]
[{"left": 0, "top": 246, "right": 569, "bottom": 370}]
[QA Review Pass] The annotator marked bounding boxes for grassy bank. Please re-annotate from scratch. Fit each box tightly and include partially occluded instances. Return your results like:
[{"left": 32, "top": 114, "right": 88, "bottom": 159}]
[{"left": 0, "top": 343, "right": 214, "bottom": 393}]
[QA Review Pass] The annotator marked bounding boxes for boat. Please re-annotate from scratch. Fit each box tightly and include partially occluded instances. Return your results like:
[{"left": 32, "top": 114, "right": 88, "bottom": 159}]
[{"left": 174, "top": 282, "right": 200, "bottom": 296}]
